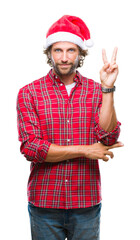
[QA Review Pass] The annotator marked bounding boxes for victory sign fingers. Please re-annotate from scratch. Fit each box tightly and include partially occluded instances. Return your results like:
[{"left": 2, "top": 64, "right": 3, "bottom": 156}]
[{"left": 102, "top": 47, "right": 118, "bottom": 65}]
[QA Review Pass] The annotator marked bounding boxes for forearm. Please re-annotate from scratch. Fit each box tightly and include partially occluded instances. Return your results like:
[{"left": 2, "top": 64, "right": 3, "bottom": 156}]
[
  {"left": 99, "top": 92, "right": 117, "bottom": 132},
  {"left": 45, "top": 142, "right": 123, "bottom": 163},
  {"left": 45, "top": 144, "right": 85, "bottom": 163}
]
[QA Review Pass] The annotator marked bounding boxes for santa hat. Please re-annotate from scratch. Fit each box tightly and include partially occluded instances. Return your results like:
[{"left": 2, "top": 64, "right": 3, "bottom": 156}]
[{"left": 44, "top": 15, "right": 93, "bottom": 50}]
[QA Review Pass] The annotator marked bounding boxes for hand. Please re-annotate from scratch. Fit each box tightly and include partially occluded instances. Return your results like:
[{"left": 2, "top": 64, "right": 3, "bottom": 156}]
[
  {"left": 100, "top": 47, "right": 119, "bottom": 88},
  {"left": 84, "top": 142, "right": 123, "bottom": 162}
]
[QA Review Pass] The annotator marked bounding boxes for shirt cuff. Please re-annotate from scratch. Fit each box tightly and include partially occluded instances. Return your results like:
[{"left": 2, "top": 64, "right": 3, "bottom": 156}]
[
  {"left": 22, "top": 139, "right": 52, "bottom": 163},
  {"left": 37, "top": 141, "right": 52, "bottom": 163},
  {"left": 96, "top": 121, "right": 121, "bottom": 145}
]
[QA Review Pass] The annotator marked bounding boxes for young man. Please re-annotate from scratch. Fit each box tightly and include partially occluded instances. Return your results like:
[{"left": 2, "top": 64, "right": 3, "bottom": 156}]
[{"left": 17, "top": 15, "right": 123, "bottom": 240}]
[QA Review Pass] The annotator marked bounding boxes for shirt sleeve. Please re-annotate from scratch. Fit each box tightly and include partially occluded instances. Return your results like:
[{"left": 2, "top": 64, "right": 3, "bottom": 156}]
[
  {"left": 17, "top": 86, "right": 51, "bottom": 163},
  {"left": 94, "top": 88, "right": 121, "bottom": 146}
]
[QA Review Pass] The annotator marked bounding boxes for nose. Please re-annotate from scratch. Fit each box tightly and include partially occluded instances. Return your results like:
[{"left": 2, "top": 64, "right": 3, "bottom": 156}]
[{"left": 61, "top": 51, "right": 68, "bottom": 62}]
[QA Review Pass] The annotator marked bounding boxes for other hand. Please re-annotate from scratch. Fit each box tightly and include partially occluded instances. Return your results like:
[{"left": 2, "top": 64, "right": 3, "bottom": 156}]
[
  {"left": 100, "top": 47, "right": 119, "bottom": 88},
  {"left": 84, "top": 142, "right": 123, "bottom": 162}
]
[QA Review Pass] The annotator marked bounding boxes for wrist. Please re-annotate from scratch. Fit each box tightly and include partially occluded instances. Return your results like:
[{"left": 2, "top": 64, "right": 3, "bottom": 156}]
[
  {"left": 101, "top": 82, "right": 114, "bottom": 88},
  {"left": 80, "top": 145, "right": 89, "bottom": 158},
  {"left": 101, "top": 86, "right": 116, "bottom": 93},
  {"left": 77, "top": 145, "right": 87, "bottom": 157}
]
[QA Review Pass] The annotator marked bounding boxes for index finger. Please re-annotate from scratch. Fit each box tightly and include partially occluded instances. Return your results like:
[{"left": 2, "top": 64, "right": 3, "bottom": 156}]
[
  {"left": 102, "top": 49, "right": 108, "bottom": 64},
  {"left": 107, "top": 142, "right": 124, "bottom": 150},
  {"left": 111, "top": 47, "right": 118, "bottom": 63}
]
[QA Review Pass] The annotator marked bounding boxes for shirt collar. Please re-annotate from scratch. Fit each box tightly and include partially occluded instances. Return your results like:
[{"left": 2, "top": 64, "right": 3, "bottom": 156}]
[{"left": 48, "top": 69, "right": 82, "bottom": 85}]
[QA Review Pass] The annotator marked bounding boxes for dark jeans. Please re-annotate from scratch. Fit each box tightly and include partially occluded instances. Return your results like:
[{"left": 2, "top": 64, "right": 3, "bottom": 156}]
[{"left": 28, "top": 202, "right": 101, "bottom": 240}]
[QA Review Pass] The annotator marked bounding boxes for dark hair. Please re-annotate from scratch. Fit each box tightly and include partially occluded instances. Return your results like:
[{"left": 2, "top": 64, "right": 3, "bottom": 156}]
[{"left": 43, "top": 44, "right": 88, "bottom": 67}]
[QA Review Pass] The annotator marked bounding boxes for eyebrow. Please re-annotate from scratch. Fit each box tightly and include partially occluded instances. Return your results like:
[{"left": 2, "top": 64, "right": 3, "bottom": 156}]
[{"left": 53, "top": 47, "right": 77, "bottom": 51}]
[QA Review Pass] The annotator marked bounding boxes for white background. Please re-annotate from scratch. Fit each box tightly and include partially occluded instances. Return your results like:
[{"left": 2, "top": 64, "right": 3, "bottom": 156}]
[{"left": 0, "top": 0, "right": 140, "bottom": 239}]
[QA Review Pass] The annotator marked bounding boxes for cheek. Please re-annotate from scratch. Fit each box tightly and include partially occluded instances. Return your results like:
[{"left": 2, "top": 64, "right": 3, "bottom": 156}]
[
  {"left": 68, "top": 54, "right": 79, "bottom": 62},
  {"left": 74, "top": 55, "right": 79, "bottom": 64},
  {"left": 51, "top": 53, "right": 61, "bottom": 62},
  {"left": 51, "top": 55, "right": 60, "bottom": 64}
]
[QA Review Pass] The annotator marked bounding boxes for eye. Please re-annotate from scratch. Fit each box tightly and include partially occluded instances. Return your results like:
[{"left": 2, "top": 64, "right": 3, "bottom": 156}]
[
  {"left": 54, "top": 49, "right": 62, "bottom": 52},
  {"left": 68, "top": 48, "right": 75, "bottom": 52}
]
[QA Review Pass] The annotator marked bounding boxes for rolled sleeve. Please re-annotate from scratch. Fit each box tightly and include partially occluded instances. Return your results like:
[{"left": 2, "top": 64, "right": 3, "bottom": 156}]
[
  {"left": 96, "top": 121, "right": 121, "bottom": 146},
  {"left": 17, "top": 86, "right": 51, "bottom": 163},
  {"left": 20, "top": 138, "right": 51, "bottom": 163}
]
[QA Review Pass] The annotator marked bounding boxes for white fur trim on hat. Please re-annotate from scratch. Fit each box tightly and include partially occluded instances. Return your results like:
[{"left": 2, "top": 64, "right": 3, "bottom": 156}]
[{"left": 44, "top": 31, "right": 86, "bottom": 50}]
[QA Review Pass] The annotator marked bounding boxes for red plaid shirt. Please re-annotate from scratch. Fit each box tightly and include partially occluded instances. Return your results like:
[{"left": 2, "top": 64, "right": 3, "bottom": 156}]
[{"left": 17, "top": 69, "right": 121, "bottom": 209}]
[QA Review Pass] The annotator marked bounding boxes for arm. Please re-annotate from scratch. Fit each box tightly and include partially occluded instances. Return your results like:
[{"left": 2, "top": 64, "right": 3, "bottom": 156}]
[
  {"left": 93, "top": 47, "right": 121, "bottom": 145},
  {"left": 45, "top": 142, "right": 123, "bottom": 163},
  {"left": 45, "top": 144, "right": 84, "bottom": 162},
  {"left": 99, "top": 92, "right": 117, "bottom": 132}
]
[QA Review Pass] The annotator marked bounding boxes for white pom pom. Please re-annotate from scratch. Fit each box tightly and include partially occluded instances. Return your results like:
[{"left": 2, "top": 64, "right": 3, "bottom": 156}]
[{"left": 85, "top": 39, "right": 94, "bottom": 47}]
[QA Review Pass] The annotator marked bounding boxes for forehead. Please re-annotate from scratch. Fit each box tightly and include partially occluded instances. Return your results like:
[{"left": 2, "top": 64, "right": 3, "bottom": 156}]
[{"left": 52, "top": 41, "right": 78, "bottom": 50}]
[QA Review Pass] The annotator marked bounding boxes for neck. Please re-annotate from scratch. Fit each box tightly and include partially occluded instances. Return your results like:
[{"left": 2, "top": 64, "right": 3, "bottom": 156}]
[{"left": 53, "top": 69, "right": 76, "bottom": 85}]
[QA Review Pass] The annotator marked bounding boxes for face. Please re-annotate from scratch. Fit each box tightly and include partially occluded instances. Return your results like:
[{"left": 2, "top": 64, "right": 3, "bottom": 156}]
[{"left": 50, "top": 42, "right": 79, "bottom": 76}]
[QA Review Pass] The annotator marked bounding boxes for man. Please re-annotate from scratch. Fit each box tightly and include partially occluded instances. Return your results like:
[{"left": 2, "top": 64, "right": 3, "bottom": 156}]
[{"left": 17, "top": 15, "right": 123, "bottom": 240}]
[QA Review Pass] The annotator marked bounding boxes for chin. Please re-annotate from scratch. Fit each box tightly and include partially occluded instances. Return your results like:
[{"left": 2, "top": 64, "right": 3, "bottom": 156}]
[{"left": 59, "top": 67, "right": 72, "bottom": 75}]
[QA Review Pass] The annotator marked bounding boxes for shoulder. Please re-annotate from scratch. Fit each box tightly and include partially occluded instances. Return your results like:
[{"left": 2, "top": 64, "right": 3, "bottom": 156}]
[{"left": 18, "top": 75, "right": 48, "bottom": 97}]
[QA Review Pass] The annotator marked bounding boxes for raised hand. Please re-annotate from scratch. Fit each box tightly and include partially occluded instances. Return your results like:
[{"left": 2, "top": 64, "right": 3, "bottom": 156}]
[{"left": 100, "top": 47, "right": 119, "bottom": 88}]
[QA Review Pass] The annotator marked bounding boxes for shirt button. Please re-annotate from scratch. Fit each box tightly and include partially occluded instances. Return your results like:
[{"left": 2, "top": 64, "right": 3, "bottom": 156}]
[
  {"left": 60, "top": 83, "right": 63, "bottom": 86},
  {"left": 67, "top": 139, "right": 70, "bottom": 142},
  {"left": 67, "top": 120, "right": 70, "bottom": 123},
  {"left": 65, "top": 179, "right": 68, "bottom": 183}
]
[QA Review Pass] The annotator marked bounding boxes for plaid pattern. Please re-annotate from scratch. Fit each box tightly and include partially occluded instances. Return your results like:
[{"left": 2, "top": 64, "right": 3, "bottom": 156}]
[{"left": 17, "top": 69, "right": 121, "bottom": 209}]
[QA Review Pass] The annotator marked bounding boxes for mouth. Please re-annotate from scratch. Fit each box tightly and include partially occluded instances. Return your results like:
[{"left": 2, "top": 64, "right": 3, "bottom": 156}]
[{"left": 59, "top": 64, "right": 72, "bottom": 68}]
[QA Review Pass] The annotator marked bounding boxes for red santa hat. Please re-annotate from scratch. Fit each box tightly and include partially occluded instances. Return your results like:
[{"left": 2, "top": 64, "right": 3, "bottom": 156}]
[{"left": 44, "top": 15, "right": 93, "bottom": 50}]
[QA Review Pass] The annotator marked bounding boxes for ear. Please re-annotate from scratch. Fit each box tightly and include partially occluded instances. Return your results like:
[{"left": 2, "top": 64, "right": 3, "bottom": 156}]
[{"left": 47, "top": 52, "right": 51, "bottom": 58}]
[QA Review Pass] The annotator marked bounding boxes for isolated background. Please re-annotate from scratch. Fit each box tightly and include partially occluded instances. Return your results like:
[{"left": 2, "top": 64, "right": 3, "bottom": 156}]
[{"left": 0, "top": 0, "right": 140, "bottom": 239}]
